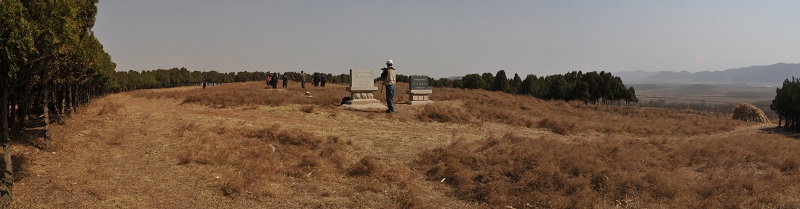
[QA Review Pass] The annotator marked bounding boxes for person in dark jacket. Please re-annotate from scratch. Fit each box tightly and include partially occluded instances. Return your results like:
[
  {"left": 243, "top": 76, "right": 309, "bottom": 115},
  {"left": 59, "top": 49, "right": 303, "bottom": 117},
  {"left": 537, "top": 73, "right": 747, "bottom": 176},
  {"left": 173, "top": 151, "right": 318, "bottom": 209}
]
[
  {"left": 271, "top": 73, "right": 279, "bottom": 88},
  {"left": 320, "top": 75, "right": 327, "bottom": 87},
  {"left": 312, "top": 73, "right": 319, "bottom": 87}
]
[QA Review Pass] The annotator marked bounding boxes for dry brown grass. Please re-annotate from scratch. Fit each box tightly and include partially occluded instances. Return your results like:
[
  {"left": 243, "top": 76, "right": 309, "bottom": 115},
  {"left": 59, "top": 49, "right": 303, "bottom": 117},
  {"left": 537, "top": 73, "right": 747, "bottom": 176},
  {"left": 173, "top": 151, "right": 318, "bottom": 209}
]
[
  {"left": 130, "top": 81, "right": 347, "bottom": 109},
  {"left": 430, "top": 87, "right": 747, "bottom": 135},
  {"left": 18, "top": 82, "right": 799, "bottom": 208},
  {"left": 177, "top": 124, "right": 351, "bottom": 197},
  {"left": 415, "top": 133, "right": 800, "bottom": 208},
  {"left": 416, "top": 101, "right": 473, "bottom": 123},
  {"left": 96, "top": 100, "right": 124, "bottom": 116},
  {"left": 132, "top": 82, "right": 747, "bottom": 136}
]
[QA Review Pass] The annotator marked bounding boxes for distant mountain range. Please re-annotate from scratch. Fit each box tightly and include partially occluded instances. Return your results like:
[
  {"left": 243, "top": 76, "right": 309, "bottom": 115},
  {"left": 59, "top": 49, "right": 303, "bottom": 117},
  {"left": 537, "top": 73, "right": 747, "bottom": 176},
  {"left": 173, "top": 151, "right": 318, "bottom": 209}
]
[{"left": 615, "top": 63, "right": 800, "bottom": 85}]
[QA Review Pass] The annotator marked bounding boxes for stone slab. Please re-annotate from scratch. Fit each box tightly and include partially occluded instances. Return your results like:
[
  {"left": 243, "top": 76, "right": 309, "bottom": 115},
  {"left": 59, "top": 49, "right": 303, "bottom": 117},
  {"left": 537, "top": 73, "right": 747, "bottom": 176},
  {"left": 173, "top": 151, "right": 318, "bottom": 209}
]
[
  {"left": 406, "top": 89, "right": 432, "bottom": 94},
  {"left": 348, "top": 86, "right": 378, "bottom": 92},
  {"left": 409, "top": 76, "right": 429, "bottom": 90},
  {"left": 350, "top": 69, "right": 376, "bottom": 89},
  {"left": 407, "top": 100, "right": 434, "bottom": 105},
  {"left": 345, "top": 99, "right": 381, "bottom": 105}
]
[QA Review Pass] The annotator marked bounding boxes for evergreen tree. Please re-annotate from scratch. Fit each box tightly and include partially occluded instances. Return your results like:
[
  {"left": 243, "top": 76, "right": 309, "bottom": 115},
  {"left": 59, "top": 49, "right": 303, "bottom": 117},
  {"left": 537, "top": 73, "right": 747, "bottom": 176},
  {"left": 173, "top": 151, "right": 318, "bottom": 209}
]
[{"left": 491, "top": 70, "right": 510, "bottom": 92}]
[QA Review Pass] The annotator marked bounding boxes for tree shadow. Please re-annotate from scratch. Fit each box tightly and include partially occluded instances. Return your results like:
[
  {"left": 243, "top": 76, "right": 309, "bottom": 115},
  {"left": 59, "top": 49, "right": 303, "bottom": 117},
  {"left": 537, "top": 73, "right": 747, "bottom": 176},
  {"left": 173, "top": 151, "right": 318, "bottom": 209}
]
[
  {"left": 760, "top": 126, "right": 800, "bottom": 139},
  {"left": 9, "top": 116, "right": 53, "bottom": 149}
]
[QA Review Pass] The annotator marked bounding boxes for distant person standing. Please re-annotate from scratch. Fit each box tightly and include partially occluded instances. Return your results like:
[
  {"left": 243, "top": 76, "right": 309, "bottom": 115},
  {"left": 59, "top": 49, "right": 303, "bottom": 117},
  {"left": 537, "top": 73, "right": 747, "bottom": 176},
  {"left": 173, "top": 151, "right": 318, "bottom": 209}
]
[
  {"left": 271, "top": 73, "right": 279, "bottom": 89},
  {"left": 383, "top": 60, "right": 397, "bottom": 113},
  {"left": 266, "top": 75, "right": 271, "bottom": 88},
  {"left": 313, "top": 73, "right": 319, "bottom": 87},
  {"left": 282, "top": 74, "right": 288, "bottom": 88},
  {"left": 203, "top": 78, "right": 207, "bottom": 89},
  {"left": 320, "top": 74, "right": 327, "bottom": 87},
  {"left": 300, "top": 71, "right": 306, "bottom": 88}
]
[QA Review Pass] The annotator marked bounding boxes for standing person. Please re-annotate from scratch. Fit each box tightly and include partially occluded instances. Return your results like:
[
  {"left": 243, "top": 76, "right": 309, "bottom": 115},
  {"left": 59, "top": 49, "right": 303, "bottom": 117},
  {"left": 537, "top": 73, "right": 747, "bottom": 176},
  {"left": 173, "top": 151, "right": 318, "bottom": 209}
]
[
  {"left": 267, "top": 74, "right": 272, "bottom": 87},
  {"left": 203, "top": 78, "right": 207, "bottom": 89},
  {"left": 271, "top": 73, "right": 279, "bottom": 88},
  {"left": 383, "top": 60, "right": 397, "bottom": 113},
  {"left": 320, "top": 74, "right": 327, "bottom": 87},
  {"left": 313, "top": 73, "right": 319, "bottom": 87},
  {"left": 282, "top": 74, "right": 288, "bottom": 88},
  {"left": 300, "top": 71, "right": 306, "bottom": 89}
]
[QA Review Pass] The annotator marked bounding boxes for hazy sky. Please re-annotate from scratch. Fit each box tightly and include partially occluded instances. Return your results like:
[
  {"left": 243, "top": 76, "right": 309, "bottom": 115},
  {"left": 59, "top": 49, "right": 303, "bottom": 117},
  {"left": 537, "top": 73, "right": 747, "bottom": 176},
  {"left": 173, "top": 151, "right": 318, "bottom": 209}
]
[{"left": 94, "top": 1, "right": 800, "bottom": 79}]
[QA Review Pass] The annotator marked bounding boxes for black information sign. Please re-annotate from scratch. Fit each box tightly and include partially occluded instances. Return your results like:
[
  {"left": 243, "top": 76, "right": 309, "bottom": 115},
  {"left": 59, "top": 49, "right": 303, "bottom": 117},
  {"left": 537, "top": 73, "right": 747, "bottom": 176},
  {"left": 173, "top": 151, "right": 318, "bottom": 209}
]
[{"left": 409, "top": 76, "right": 429, "bottom": 90}]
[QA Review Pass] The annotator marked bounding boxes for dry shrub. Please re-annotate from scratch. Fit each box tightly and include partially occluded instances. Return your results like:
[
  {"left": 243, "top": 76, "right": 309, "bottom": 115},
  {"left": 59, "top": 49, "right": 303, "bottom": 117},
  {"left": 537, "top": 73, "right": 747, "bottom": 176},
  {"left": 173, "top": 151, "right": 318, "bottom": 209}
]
[
  {"left": 415, "top": 133, "right": 800, "bottom": 208},
  {"left": 538, "top": 118, "right": 574, "bottom": 135},
  {"left": 416, "top": 102, "right": 472, "bottom": 123}
]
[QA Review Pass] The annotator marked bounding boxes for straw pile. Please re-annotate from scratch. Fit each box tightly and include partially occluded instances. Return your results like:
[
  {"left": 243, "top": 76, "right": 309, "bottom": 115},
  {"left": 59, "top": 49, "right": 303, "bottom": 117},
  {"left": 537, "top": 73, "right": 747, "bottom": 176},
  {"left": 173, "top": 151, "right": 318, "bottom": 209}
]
[{"left": 732, "top": 102, "right": 770, "bottom": 123}]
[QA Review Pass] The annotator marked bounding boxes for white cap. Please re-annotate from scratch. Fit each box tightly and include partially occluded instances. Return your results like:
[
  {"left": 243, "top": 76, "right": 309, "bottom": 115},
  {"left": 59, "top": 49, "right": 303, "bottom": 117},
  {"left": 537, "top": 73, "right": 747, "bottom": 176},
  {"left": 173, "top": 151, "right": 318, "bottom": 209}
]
[{"left": 386, "top": 60, "right": 393, "bottom": 65}]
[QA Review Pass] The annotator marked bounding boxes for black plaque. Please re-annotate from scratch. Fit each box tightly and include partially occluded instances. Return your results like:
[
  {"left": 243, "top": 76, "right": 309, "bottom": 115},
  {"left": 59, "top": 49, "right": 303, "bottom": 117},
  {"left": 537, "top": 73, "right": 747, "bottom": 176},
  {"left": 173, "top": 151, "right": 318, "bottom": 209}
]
[{"left": 409, "top": 76, "right": 429, "bottom": 90}]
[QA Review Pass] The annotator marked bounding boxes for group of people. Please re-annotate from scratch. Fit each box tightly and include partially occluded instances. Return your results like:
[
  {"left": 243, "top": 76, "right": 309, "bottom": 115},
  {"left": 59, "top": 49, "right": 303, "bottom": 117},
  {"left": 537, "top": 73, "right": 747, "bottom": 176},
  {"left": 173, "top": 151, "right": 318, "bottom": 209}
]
[
  {"left": 295, "top": 71, "right": 327, "bottom": 89},
  {"left": 312, "top": 73, "right": 327, "bottom": 87},
  {"left": 265, "top": 72, "right": 287, "bottom": 89},
  {"left": 259, "top": 60, "right": 396, "bottom": 114}
]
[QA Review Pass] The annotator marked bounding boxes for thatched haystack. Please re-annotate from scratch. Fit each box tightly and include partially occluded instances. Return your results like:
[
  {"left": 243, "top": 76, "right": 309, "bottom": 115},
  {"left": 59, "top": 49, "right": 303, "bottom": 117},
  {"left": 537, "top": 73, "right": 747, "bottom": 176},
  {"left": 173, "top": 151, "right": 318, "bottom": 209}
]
[{"left": 732, "top": 102, "right": 770, "bottom": 123}]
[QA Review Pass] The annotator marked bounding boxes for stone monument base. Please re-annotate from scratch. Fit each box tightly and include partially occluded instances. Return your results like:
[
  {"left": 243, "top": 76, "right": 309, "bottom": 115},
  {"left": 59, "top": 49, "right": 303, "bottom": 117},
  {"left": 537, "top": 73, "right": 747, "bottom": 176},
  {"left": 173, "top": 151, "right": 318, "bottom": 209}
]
[
  {"left": 407, "top": 89, "right": 433, "bottom": 105},
  {"left": 346, "top": 86, "right": 381, "bottom": 105},
  {"left": 346, "top": 99, "right": 382, "bottom": 105}
]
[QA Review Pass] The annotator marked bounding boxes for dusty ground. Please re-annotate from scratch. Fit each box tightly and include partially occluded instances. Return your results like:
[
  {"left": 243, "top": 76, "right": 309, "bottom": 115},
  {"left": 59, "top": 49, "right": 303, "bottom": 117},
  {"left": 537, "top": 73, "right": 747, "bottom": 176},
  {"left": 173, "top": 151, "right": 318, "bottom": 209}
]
[{"left": 11, "top": 86, "right": 558, "bottom": 208}]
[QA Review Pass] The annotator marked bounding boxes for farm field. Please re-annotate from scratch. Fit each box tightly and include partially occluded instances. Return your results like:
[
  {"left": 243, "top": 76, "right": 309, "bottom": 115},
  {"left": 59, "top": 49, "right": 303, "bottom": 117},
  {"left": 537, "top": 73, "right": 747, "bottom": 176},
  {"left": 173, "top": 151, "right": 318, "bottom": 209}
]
[
  {"left": 11, "top": 81, "right": 800, "bottom": 208},
  {"left": 631, "top": 83, "right": 779, "bottom": 118}
]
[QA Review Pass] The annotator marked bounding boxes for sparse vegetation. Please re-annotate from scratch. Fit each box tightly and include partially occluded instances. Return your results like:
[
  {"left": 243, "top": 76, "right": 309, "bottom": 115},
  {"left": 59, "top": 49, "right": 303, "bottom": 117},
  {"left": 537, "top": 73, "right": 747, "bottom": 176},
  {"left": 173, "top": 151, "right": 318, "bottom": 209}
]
[
  {"left": 15, "top": 81, "right": 798, "bottom": 208},
  {"left": 416, "top": 133, "right": 800, "bottom": 208}
]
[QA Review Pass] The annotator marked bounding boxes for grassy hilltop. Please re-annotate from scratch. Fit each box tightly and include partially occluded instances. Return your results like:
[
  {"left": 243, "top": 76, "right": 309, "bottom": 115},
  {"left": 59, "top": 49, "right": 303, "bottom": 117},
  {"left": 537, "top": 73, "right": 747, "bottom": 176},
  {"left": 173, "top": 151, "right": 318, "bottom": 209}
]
[{"left": 13, "top": 81, "right": 800, "bottom": 208}]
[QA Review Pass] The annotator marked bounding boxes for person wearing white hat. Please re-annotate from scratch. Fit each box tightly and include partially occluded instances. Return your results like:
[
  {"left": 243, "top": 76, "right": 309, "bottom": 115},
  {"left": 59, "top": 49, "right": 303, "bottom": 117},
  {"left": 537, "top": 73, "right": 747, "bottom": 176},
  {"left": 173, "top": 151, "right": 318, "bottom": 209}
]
[{"left": 382, "top": 60, "right": 397, "bottom": 113}]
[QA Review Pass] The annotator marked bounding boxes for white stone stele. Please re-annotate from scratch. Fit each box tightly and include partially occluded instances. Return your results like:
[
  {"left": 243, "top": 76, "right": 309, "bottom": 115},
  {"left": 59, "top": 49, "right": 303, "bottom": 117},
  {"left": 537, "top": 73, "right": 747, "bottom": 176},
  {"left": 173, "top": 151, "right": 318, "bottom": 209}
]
[
  {"left": 345, "top": 69, "right": 383, "bottom": 106},
  {"left": 406, "top": 89, "right": 434, "bottom": 105}
]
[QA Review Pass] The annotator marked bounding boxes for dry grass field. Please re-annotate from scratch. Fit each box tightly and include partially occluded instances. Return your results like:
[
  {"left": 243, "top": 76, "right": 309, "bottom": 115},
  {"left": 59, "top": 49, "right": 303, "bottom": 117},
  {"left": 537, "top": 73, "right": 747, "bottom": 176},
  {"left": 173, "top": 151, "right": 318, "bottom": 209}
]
[{"left": 10, "top": 81, "right": 800, "bottom": 208}]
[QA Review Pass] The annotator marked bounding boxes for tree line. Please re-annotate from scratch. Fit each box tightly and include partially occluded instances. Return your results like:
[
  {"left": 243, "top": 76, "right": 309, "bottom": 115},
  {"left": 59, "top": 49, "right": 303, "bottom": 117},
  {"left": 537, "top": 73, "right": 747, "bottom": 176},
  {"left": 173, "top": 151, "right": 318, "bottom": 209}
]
[
  {"left": 110, "top": 69, "right": 351, "bottom": 91},
  {"left": 771, "top": 78, "right": 800, "bottom": 130},
  {"left": 424, "top": 70, "right": 637, "bottom": 105},
  {"left": 1, "top": 0, "right": 113, "bottom": 207}
]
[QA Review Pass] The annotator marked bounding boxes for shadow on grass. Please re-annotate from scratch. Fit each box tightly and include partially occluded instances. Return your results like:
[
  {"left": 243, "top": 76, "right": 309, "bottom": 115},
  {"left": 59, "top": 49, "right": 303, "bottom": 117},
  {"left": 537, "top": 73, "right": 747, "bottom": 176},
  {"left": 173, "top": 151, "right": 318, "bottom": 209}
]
[{"left": 760, "top": 126, "right": 800, "bottom": 139}]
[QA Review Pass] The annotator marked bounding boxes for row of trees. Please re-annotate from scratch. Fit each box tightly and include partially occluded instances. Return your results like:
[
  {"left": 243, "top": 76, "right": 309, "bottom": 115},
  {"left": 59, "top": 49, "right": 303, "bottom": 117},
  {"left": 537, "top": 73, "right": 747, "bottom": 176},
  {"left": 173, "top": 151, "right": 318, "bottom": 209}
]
[
  {"left": 110, "top": 69, "right": 351, "bottom": 91},
  {"left": 1, "top": 0, "right": 114, "bottom": 206},
  {"left": 426, "top": 70, "right": 637, "bottom": 105},
  {"left": 771, "top": 78, "right": 800, "bottom": 130}
]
